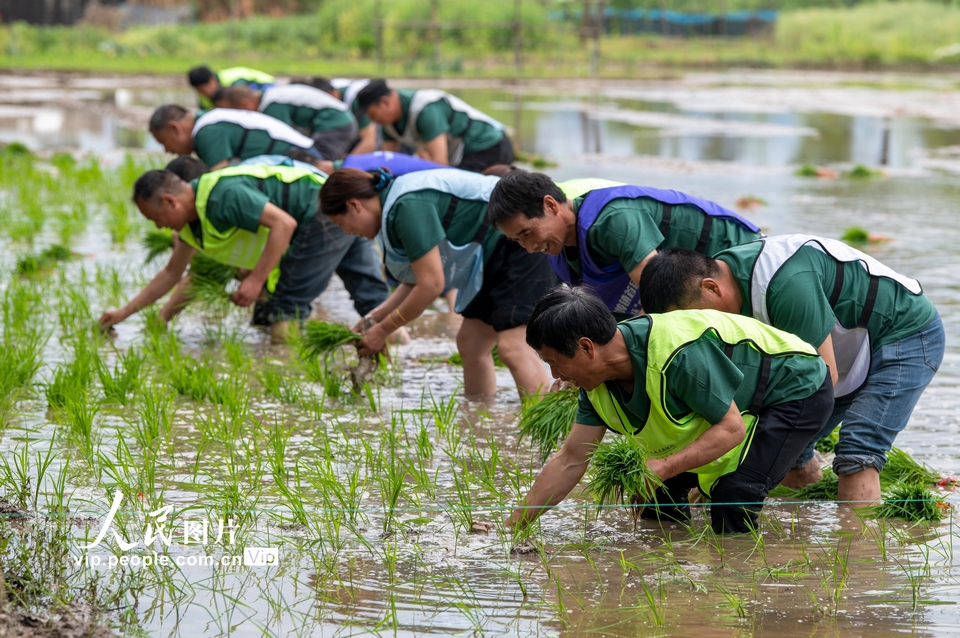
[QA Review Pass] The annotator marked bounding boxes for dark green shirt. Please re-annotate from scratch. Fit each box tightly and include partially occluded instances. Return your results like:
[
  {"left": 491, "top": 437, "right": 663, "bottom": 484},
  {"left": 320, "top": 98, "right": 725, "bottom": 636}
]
[
  {"left": 576, "top": 316, "right": 827, "bottom": 430},
  {"left": 380, "top": 184, "right": 502, "bottom": 265},
  {"left": 190, "top": 174, "right": 319, "bottom": 239},
  {"left": 717, "top": 242, "right": 938, "bottom": 352},
  {"left": 261, "top": 94, "right": 355, "bottom": 135},
  {"left": 193, "top": 121, "right": 299, "bottom": 167},
  {"left": 383, "top": 89, "right": 504, "bottom": 155},
  {"left": 564, "top": 196, "right": 761, "bottom": 277}
]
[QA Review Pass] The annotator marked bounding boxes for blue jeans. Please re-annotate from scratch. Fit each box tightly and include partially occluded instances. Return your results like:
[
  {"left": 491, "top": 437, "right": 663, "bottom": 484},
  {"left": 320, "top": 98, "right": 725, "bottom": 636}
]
[
  {"left": 260, "top": 214, "right": 389, "bottom": 324},
  {"left": 796, "top": 314, "right": 945, "bottom": 475}
]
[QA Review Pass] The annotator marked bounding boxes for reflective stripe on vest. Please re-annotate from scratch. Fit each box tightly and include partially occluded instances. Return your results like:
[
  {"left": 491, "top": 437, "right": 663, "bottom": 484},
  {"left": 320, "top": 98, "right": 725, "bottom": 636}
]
[
  {"left": 341, "top": 79, "right": 370, "bottom": 112},
  {"left": 192, "top": 109, "right": 315, "bottom": 161},
  {"left": 179, "top": 165, "right": 324, "bottom": 291},
  {"left": 549, "top": 185, "right": 760, "bottom": 316},
  {"left": 748, "top": 234, "right": 923, "bottom": 398},
  {"left": 378, "top": 169, "right": 500, "bottom": 312},
  {"left": 199, "top": 68, "right": 276, "bottom": 110},
  {"left": 557, "top": 178, "right": 624, "bottom": 201},
  {"left": 586, "top": 310, "right": 821, "bottom": 498},
  {"left": 382, "top": 89, "right": 504, "bottom": 166},
  {"left": 260, "top": 85, "right": 350, "bottom": 114}
]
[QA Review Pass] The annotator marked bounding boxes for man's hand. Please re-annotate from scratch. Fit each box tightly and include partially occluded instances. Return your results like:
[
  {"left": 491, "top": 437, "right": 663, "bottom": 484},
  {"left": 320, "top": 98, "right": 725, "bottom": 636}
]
[
  {"left": 357, "top": 322, "right": 389, "bottom": 356},
  {"left": 232, "top": 274, "right": 266, "bottom": 307},
  {"left": 99, "top": 309, "right": 126, "bottom": 331}
]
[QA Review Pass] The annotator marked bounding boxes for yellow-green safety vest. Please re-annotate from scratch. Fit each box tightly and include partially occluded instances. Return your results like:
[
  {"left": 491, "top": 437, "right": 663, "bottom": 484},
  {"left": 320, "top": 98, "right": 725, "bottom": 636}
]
[
  {"left": 557, "top": 178, "right": 624, "bottom": 200},
  {"left": 586, "top": 309, "right": 821, "bottom": 497},
  {"left": 198, "top": 67, "right": 277, "bottom": 110},
  {"left": 178, "top": 164, "right": 324, "bottom": 293}
]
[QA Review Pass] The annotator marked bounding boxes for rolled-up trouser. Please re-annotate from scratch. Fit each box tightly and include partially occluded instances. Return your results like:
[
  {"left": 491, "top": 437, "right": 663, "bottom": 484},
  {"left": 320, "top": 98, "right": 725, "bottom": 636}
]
[
  {"left": 312, "top": 121, "right": 360, "bottom": 161},
  {"left": 256, "top": 213, "right": 389, "bottom": 325},
  {"left": 794, "top": 314, "right": 945, "bottom": 476},
  {"left": 642, "top": 375, "right": 835, "bottom": 534}
]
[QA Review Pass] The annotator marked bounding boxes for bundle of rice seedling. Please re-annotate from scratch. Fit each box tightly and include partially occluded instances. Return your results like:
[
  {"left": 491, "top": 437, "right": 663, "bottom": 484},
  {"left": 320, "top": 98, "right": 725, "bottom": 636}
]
[
  {"left": 186, "top": 254, "right": 238, "bottom": 306},
  {"left": 586, "top": 435, "right": 662, "bottom": 528},
  {"left": 789, "top": 467, "right": 839, "bottom": 501},
  {"left": 16, "top": 244, "right": 74, "bottom": 275},
  {"left": 517, "top": 387, "right": 578, "bottom": 463},
  {"left": 142, "top": 228, "right": 175, "bottom": 264},
  {"left": 299, "top": 320, "right": 362, "bottom": 358},
  {"left": 871, "top": 484, "right": 949, "bottom": 523},
  {"left": 814, "top": 426, "right": 840, "bottom": 453},
  {"left": 880, "top": 447, "right": 940, "bottom": 488}
]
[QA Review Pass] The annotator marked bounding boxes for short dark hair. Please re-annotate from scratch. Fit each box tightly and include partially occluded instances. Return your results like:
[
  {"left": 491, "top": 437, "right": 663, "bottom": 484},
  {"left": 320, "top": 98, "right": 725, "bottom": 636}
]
[
  {"left": 215, "top": 85, "right": 254, "bottom": 108},
  {"left": 290, "top": 76, "right": 335, "bottom": 94},
  {"left": 526, "top": 286, "right": 617, "bottom": 357},
  {"left": 355, "top": 79, "right": 392, "bottom": 113},
  {"left": 132, "top": 170, "right": 187, "bottom": 204},
  {"left": 638, "top": 248, "right": 722, "bottom": 314},
  {"left": 482, "top": 164, "right": 518, "bottom": 178},
  {"left": 487, "top": 169, "right": 566, "bottom": 229},
  {"left": 188, "top": 66, "right": 215, "bottom": 87},
  {"left": 319, "top": 168, "right": 380, "bottom": 217},
  {"left": 165, "top": 156, "right": 209, "bottom": 182},
  {"left": 149, "top": 104, "right": 190, "bottom": 132}
]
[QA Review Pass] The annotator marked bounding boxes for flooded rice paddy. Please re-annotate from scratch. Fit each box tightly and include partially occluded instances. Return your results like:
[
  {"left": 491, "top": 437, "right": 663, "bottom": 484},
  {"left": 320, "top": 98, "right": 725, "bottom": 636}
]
[{"left": 2, "top": 70, "right": 960, "bottom": 636}]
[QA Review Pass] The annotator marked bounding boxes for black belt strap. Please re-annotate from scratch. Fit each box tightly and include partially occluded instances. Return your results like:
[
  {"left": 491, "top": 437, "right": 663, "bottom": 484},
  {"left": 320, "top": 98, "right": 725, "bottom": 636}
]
[
  {"left": 858, "top": 275, "right": 880, "bottom": 328},
  {"left": 233, "top": 127, "right": 251, "bottom": 162},
  {"left": 255, "top": 177, "right": 291, "bottom": 212},
  {"left": 264, "top": 138, "right": 277, "bottom": 155},
  {"left": 658, "top": 204, "right": 673, "bottom": 235},
  {"left": 441, "top": 195, "right": 460, "bottom": 230},
  {"left": 748, "top": 355, "right": 771, "bottom": 416},
  {"left": 695, "top": 215, "right": 714, "bottom": 254},
  {"left": 829, "top": 261, "right": 845, "bottom": 306},
  {"left": 723, "top": 343, "right": 735, "bottom": 359}
]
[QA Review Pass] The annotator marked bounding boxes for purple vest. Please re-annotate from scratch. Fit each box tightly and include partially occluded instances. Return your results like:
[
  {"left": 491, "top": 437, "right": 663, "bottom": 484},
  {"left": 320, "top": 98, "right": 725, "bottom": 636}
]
[
  {"left": 549, "top": 185, "right": 760, "bottom": 315},
  {"left": 341, "top": 151, "right": 445, "bottom": 176}
]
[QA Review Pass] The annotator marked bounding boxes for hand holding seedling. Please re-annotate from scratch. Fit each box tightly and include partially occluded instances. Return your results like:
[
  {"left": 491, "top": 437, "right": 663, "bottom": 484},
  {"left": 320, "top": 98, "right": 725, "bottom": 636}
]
[
  {"left": 99, "top": 309, "right": 126, "bottom": 331},
  {"left": 231, "top": 273, "right": 265, "bottom": 307},
  {"left": 357, "top": 323, "right": 389, "bottom": 356}
]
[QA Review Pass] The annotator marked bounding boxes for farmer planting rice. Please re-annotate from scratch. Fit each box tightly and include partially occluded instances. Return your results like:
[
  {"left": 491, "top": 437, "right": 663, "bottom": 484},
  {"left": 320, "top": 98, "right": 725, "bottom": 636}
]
[
  {"left": 187, "top": 65, "right": 275, "bottom": 111},
  {"left": 148, "top": 104, "right": 326, "bottom": 171},
  {"left": 215, "top": 84, "right": 359, "bottom": 161},
  {"left": 328, "top": 78, "right": 378, "bottom": 155},
  {"left": 100, "top": 165, "right": 389, "bottom": 342},
  {"left": 637, "top": 236, "right": 944, "bottom": 505},
  {"left": 486, "top": 169, "right": 761, "bottom": 317},
  {"left": 319, "top": 167, "right": 554, "bottom": 398},
  {"left": 507, "top": 286, "right": 834, "bottom": 534},
  {"left": 355, "top": 79, "right": 515, "bottom": 172}
]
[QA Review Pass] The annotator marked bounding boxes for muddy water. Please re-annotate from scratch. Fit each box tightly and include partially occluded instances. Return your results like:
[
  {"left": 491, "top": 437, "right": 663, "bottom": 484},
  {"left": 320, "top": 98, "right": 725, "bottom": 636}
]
[{"left": 3, "top": 70, "right": 960, "bottom": 636}]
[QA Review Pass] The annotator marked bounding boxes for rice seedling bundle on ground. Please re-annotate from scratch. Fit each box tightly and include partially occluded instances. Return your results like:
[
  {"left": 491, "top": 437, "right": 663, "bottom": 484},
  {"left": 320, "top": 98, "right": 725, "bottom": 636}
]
[
  {"left": 872, "top": 484, "right": 949, "bottom": 523},
  {"left": 142, "top": 228, "right": 174, "bottom": 264},
  {"left": 587, "top": 434, "right": 662, "bottom": 528},
  {"left": 16, "top": 244, "right": 74, "bottom": 275},
  {"left": 517, "top": 387, "right": 578, "bottom": 463}
]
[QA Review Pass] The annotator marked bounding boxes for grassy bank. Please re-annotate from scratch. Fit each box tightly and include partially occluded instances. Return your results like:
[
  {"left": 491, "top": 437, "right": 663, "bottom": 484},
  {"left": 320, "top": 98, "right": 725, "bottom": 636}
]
[{"left": 1, "top": 1, "right": 960, "bottom": 77}]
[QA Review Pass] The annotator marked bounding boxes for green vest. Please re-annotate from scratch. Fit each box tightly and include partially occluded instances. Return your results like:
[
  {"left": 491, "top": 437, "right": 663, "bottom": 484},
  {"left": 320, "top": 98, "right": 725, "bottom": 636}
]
[
  {"left": 178, "top": 165, "right": 324, "bottom": 293},
  {"left": 586, "top": 309, "right": 820, "bottom": 497},
  {"left": 557, "top": 178, "right": 624, "bottom": 200},
  {"left": 198, "top": 67, "right": 277, "bottom": 110}
]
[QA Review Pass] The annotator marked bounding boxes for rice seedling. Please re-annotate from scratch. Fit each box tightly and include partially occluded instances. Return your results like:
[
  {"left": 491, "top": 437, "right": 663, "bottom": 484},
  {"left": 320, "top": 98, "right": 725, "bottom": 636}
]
[
  {"left": 586, "top": 434, "right": 661, "bottom": 527},
  {"left": 880, "top": 447, "right": 940, "bottom": 487},
  {"left": 846, "top": 164, "right": 881, "bottom": 179},
  {"left": 142, "top": 228, "right": 174, "bottom": 264},
  {"left": 299, "top": 321, "right": 362, "bottom": 358},
  {"left": 841, "top": 226, "right": 870, "bottom": 245},
  {"left": 45, "top": 356, "right": 93, "bottom": 409},
  {"left": 517, "top": 387, "right": 578, "bottom": 463},
  {"left": 97, "top": 347, "right": 144, "bottom": 405},
  {"left": 871, "top": 484, "right": 949, "bottom": 523},
  {"left": 186, "top": 255, "right": 239, "bottom": 307},
  {"left": 16, "top": 244, "right": 75, "bottom": 275},
  {"left": 814, "top": 426, "right": 839, "bottom": 453}
]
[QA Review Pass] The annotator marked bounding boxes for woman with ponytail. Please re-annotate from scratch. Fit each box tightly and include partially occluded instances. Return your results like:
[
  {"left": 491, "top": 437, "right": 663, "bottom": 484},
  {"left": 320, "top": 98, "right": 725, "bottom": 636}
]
[{"left": 320, "top": 167, "right": 555, "bottom": 399}]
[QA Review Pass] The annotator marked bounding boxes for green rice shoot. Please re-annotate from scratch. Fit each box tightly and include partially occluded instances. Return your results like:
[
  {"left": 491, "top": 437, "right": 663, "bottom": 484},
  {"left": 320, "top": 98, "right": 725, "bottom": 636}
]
[
  {"left": 871, "top": 483, "right": 949, "bottom": 523},
  {"left": 841, "top": 226, "right": 870, "bottom": 245},
  {"left": 517, "top": 387, "right": 578, "bottom": 464},
  {"left": 186, "top": 254, "right": 238, "bottom": 306},
  {"left": 16, "top": 244, "right": 75, "bottom": 275},
  {"left": 880, "top": 447, "right": 940, "bottom": 487},
  {"left": 814, "top": 426, "right": 839, "bottom": 453},
  {"left": 142, "top": 228, "right": 175, "bottom": 264},
  {"left": 587, "top": 434, "right": 662, "bottom": 527},
  {"left": 299, "top": 320, "right": 362, "bottom": 358}
]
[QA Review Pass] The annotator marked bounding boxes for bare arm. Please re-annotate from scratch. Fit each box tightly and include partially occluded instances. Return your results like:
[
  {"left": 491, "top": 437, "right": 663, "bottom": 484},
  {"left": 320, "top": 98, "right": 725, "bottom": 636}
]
[
  {"left": 350, "top": 124, "right": 378, "bottom": 155},
  {"left": 357, "top": 246, "right": 445, "bottom": 355},
  {"left": 160, "top": 273, "right": 195, "bottom": 322},
  {"left": 209, "top": 160, "right": 229, "bottom": 171},
  {"left": 817, "top": 333, "right": 839, "bottom": 387},
  {"left": 507, "top": 423, "right": 607, "bottom": 530},
  {"left": 419, "top": 135, "right": 448, "bottom": 165},
  {"left": 628, "top": 248, "right": 659, "bottom": 288},
  {"left": 382, "top": 140, "right": 399, "bottom": 152},
  {"left": 100, "top": 237, "right": 195, "bottom": 329},
  {"left": 645, "top": 402, "right": 746, "bottom": 482},
  {"left": 231, "top": 203, "right": 298, "bottom": 307}
]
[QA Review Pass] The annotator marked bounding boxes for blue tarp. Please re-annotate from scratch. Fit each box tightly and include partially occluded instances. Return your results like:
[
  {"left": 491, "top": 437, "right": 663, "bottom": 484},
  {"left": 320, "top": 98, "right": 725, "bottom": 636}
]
[{"left": 548, "top": 8, "right": 778, "bottom": 37}]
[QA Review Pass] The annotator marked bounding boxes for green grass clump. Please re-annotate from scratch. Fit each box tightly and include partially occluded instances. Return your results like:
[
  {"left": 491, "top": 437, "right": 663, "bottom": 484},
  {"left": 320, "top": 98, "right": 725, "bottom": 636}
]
[
  {"left": 142, "top": 228, "right": 175, "bottom": 264},
  {"left": 872, "top": 484, "right": 949, "bottom": 523},
  {"left": 300, "top": 321, "right": 362, "bottom": 358},
  {"left": 795, "top": 163, "right": 820, "bottom": 177},
  {"left": 846, "top": 164, "right": 881, "bottom": 179},
  {"left": 841, "top": 226, "right": 870, "bottom": 245},
  {"left": 814, "top": 426, "right": 839, "bottom": 453},
  {"left": 517, "top": 387, "right": 578, "bottom": 464},
  {"left": 16, "top": 244, "right": 75, "bottom": 275},
  {"left": 880, "top": 447, "right": 940, "bottom": 488},
  {"left": 587, "top": 435, "right": 662, "bottom": 523}
]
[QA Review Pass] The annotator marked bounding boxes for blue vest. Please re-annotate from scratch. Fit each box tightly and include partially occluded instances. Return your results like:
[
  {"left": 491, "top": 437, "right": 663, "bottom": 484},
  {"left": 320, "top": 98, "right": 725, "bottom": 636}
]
[
  {"left": 549, "top": 185, "right": 760, "bottom": 315},
  {"left": 342, "top": 151, "right": 445, "bottom": 176}
]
